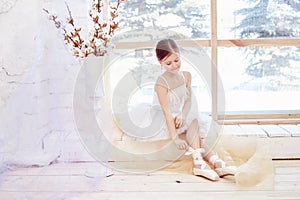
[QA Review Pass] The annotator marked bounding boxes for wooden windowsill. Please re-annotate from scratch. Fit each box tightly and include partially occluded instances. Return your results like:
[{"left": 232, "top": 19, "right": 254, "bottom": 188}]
[{"left": 220, "top": 118, "right": 300, "bottom": 125}]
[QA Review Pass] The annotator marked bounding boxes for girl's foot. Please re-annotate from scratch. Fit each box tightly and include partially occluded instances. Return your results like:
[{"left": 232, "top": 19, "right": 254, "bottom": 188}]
[
  {"left": 208, "top": 155, "right": 237, "bottom": 177},
  {"left": 186, "top": 147, "right": 219, "bottom": 181}
]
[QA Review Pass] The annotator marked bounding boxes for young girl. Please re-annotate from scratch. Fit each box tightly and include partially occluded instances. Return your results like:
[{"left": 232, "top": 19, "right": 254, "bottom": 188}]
[{"left": 153, "top": 38, "right": 236, "bottom": 181}]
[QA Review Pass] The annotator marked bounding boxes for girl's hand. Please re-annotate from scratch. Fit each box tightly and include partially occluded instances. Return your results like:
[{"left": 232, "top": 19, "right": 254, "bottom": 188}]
[
  {"left": 174, "top": 137, "right": 188, "bottom": 150},
  {"left": 174, "top": 114, "right": 184, "bottom": 129}
]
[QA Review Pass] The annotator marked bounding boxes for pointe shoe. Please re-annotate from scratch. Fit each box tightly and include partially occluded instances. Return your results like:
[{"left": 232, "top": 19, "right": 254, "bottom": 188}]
[
  {"left": 209, "top": 155, "right": 237, "bottom": 177},
  {"left": 186, "top": 147, "right": 220, "bottom": 181},
  {"left": 214, "top": 165, "right": 237, "bottom": 177}
]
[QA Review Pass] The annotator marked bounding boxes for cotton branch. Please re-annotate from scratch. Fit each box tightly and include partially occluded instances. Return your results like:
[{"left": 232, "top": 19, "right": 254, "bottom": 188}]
[{"left": 43, "top": 0, "right": 127, "bottom": 58}]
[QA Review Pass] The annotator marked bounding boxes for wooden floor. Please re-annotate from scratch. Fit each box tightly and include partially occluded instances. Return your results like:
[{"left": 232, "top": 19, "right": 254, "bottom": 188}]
[
  {"left": 0, "top": 160, "right": 300, "bottom": 200},
  {"left": 1, "top": 124, "right": 300, "bottom": 200}
]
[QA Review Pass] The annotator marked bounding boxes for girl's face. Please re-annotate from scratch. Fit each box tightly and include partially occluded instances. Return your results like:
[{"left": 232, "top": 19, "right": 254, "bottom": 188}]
[{"left": 160, "top": 53, "right": 181, "bottom": 73}]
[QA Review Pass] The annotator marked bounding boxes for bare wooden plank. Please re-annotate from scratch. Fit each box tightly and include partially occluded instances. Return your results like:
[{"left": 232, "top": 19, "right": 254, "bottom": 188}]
[
  {"left": 6, "top": 162, "right": 113, "bottom": 176},
  {"left": 259, "top": 137, "right": 300, "bottom": 159},
  {"left": 279, "top": 124, "right": 300, "bottom": 137},
  {"left": 0, "top": 175, "right": 106, "bottom": 192},
  {"left": 97, "top": 173, "right": 234, "bottom": 184},
  {"left": 221, "top": 125, "right": 245, "bottom": 136},
  {"left": 0, "top": 191, "right": 299, "bottom": 200},
  {"left": 0, "top": 192, "right": 75, "bottom": 200},
  {"left": 4, "top": 191, "right": 300, "bottom": 200},
  {"left": 98, "top": 181, "right": 270, "bottom": 192},
  {"left": 1, "top": 188, "right": 300, "bottom": 200},
  {"left": 0, "top": 174, "right": 236, "bottom": 192},
  {"left": 275, "top": 174, "right": 300, "bottom": 182},
  {"left": 239, "top": 124, "right": 268, "bottom": 137},
  {"left": 8, "top": 160, "right": 299, "bottom": 179},
  {"left": 65, "top": 191, "right": 278, "bottom": 200},
  {"left": 223, "top": 119, "right": 300, "bottom": 125},
  {"left": 259, "top": 125, "right": 291, "bottom": 137},
  {"left": 273, "top": 160, "right": 300, "bottom": 167},
  {"left": 274, "top": 181, "right": 300, "bottom": 191},
  {"left": 0, "top": 172, "right": 272, "bottom": 193},
  {"left": 3, "top": 165, "right": 232, "bottom": 184},
  {"left": 222, "top": 113, "right": 300, "bottom": 120},
  {"left": 267, "top": 191, "right": 300, "bottom": 200},
  {"left": 7, "top": 161, "right": 193, "bottom": 176},
  {"left": 275, "top": 166, "right": 300, "bottom": 175}
]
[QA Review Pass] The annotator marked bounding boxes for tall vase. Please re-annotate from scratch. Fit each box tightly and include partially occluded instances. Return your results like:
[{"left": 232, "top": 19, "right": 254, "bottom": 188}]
[{"left": 73, "top": 55, "right": 114, "bottom": 177}]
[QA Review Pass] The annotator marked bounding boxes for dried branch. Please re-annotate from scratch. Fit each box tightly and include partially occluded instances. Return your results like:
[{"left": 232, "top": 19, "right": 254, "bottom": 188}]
[
  {"left": 43, "top": 0, "right": 127, "bottom": 58},
  {"left": 65, "top": 1, "right": 74, "bottom": 26},
  {"left": 43, "top": 8, "right": 62, "bottom": 29}
]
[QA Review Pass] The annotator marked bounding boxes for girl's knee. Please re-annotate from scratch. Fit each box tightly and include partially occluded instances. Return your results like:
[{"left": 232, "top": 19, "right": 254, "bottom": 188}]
[{"left": 186, "top": 119, "right": 200, "bottom": 141}]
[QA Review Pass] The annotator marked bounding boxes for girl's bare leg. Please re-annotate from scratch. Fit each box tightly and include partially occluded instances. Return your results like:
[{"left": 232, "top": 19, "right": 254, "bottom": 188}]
[
  {"left": 202, "top": 140, "right": 237, "bottom": 177},
  {"left": 203, "top": 147, "right": 237, "bottom": 177},
  {"left": 182, "top": 119, "right": 219, "bottom": 181},
  {"left": 184, "top": 119, "right": 236, "bottom": 177},
  {"left": 182, "top": 119, "right": 201, "bottom": 149}
]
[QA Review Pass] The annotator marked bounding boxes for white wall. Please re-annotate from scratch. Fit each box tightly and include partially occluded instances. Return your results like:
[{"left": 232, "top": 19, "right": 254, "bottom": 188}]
[{"left": 0, "top": 0, "right": 94, "bottom": 169}]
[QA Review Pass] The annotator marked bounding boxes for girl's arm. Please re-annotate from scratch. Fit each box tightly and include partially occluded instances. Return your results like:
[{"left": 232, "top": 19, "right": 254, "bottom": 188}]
[
  {"left": 154, "top": 83, "right": 177, "bottom": 139},
  {"left": 155, "top": 77, "right": 189, "bottom": 150},
  {"left": 181, "top": 71, "right": 192, "bottom": 119},
  {"left": 174, "top": 71, "right": 192, "bottom": 129}
]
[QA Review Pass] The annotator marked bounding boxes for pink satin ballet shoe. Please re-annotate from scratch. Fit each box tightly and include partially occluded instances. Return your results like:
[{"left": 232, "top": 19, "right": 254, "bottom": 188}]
[
  {"left": 186, "top": 147, "right": 220, "bottom": 181},
  {"left": 208, "top": 155, "right": 237, "bottom": 177}
]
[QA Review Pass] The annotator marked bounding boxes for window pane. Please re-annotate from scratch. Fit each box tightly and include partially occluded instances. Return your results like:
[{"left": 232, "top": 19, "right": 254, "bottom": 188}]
[
  {"left": 218, "top": 0, "right": 300, "bottom": 39},
  {"left": 117, "top": 0, "right": 210, "bottom": 41},
  {"left": 108, "top": 48, "right": 212, "bottom": 112},
  {"left": 218, "top": 46, "right": 300, "bottom": 112}
]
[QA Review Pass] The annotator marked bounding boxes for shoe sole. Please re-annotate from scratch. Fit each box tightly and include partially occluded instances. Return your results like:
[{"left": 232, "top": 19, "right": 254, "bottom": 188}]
[{"left": 194, "top": 168, "right": 220, "bottom": 181}]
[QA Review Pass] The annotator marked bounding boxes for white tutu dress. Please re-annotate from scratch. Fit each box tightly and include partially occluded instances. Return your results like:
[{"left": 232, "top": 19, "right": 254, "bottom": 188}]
[{"left": 127, "top": 71, "right": 211, "bottom": 141}]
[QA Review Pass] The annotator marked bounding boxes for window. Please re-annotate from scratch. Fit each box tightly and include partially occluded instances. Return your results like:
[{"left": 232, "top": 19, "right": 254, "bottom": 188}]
[
  {"left": 107, "top": 48, "right": 212, "bottom": 113},
  {"left": 219, "top": 46, "right": 300, "bottom": 112},
  {"left": 112, "top": 0, "right": 300, "bottom": 124}
]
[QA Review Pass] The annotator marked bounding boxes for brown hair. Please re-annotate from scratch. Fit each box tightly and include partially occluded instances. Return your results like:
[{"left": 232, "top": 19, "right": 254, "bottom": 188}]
[{"left": 155, "top": 39, "right": 180, "bottom": 61}]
